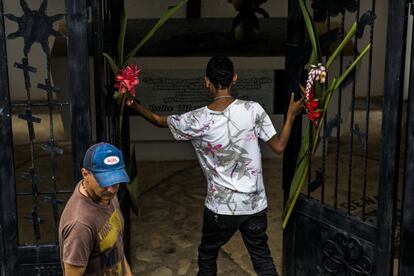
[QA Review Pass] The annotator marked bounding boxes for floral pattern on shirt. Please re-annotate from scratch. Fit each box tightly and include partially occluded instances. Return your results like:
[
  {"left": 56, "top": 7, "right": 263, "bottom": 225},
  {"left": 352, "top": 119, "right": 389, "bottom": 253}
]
[{"left": 167, "top": 100, "right": 277, "bottom": 215}]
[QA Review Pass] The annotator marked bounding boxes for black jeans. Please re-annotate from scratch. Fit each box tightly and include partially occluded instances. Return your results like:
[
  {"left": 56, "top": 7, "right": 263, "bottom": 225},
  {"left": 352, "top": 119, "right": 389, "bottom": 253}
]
[{"left": 197, "top": 208, "right": 278, "bottom": 276}]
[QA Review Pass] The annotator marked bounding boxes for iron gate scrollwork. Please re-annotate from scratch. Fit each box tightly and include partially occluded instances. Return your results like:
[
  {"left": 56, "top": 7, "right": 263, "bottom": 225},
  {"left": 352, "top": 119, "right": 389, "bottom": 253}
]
[
  {"left": 321, "top": 233, "right": 372, "bottom": 275},
  {"left": 0, "top": 0, "right": 91, "bottom": 274}
]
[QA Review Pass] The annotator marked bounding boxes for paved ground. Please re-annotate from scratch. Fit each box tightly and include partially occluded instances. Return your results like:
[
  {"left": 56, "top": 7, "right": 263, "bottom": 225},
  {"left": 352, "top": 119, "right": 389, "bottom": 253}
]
[
  {"left": 11, "top": 108, "right": 406, "bottom": 275},
  {"left": 130, "top": 159, "right": 285, "bottom": 276}
]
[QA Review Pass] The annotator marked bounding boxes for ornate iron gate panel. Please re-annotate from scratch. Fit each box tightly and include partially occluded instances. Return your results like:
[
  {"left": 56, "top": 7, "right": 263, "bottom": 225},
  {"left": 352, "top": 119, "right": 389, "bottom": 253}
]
[
  {"left": 283, "top": 0, "right": 409, "bottom": 275},
  {"left": 290, "top": 198, "right": 376, "bottom": 275},
  {"left": 0, "top": 0, "right": 91, "bottom": 274}
]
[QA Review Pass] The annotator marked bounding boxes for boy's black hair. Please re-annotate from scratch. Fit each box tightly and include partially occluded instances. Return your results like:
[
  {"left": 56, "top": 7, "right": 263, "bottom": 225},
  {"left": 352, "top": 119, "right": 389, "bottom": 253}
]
[{"left": 206, "top": 55, "right": 234, "bottom": 89}]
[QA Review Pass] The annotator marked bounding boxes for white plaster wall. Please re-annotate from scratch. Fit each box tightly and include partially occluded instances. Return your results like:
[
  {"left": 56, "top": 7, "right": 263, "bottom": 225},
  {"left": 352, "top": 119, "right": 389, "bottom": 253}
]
[
  {"left": 5, "top": 0, "right": 389, "bottom": 101},
  {"left": 4, "top": 0, "right": 390, "bottom": 161}
]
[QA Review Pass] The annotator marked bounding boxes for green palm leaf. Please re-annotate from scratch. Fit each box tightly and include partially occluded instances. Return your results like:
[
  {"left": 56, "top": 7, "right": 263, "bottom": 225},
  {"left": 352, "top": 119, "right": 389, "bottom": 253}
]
[
  {"left": 326, "top": 23, "right": 357, "bottom": 69},
  {"left": 118, "top": 3, "right": 128, "bottom": 66},
  {"left": 103, "top": 53, "right": 119, "bottom": 74},
  {"left": 299, "top": 0, "right": 321, "bottom": 63},
  {"left": 282, "top": 126, "right": 311, "bottom": 225},
  {"left": 124, "top": 0, "right": 189, "bottom": 63},
  {"left": 334, "top": 43, "right": 371, "bottom": 91}
]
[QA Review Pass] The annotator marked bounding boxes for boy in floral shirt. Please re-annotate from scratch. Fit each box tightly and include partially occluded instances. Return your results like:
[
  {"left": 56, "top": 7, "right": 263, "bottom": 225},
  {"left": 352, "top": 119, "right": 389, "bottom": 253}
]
[{"left": 127, "top": 55, "right": 303, "bottom": 275}]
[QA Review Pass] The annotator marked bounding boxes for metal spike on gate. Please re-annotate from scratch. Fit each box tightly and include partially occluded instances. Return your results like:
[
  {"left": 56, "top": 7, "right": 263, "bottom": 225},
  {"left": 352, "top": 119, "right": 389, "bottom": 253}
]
[
  {"left": 41, "top": 195, "right": 64, "bottom": 205},
  {"left": 24, "top": 214, "right": 46, "bottom": 225},
  {"left": 41, "top": 144, "right": 64, "bottom": 171},
  {"left": 14, "top": 58, "right": 37, "bottom": 90},
  {"left": 21, "top": 168, "right": 43, "bottom": 186},
  {"left": 29, "top": 210, "right": 43, "bottom": 241},
  {"left": 323, "top": 115, "right": 342, "bottom": 138},
  {"left": 352, "top": 123, "right": 367, "bottom": 152},
  {"left": 356, "top": 11, "right": 376, "bottom": 39},
  {"left": 42, "top": 194, "right": 63, "bottom": 225},
  {"left": 18, "top": 109, "right": 41, "bottom": 140},
  {"left": 41, "top": 143, "right": 64, "bottom": 155},
  {"left": 309, "top": 167, "right": 325, "bottom": 192},
  {"left": 38, "top": 78, "right": 61, "bottom": 110},
  {"left": 38, "top": 78, "right": 60, "bottom": 94}
]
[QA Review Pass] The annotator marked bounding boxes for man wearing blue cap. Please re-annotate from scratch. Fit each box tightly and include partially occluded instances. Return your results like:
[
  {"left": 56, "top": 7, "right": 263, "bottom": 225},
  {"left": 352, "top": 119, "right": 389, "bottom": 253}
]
[{"left": 59, "top": 142, "right": 133, "bottom": 276}]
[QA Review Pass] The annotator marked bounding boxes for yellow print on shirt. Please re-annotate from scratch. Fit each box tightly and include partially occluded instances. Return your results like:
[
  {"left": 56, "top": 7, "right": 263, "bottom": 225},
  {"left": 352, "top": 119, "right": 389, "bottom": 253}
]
[{"left": 98, "top": 210, "right": 123, "bottom": 252}]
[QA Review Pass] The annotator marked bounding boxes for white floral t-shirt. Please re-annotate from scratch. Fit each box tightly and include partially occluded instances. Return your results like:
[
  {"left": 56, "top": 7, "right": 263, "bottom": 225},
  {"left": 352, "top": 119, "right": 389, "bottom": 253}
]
[{"left": 167, "top": 100, "right": 277, "bottom": 215}]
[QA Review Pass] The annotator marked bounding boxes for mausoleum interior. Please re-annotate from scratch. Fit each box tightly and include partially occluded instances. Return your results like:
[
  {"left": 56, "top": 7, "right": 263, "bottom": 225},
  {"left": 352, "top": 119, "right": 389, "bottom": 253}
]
[{"left": 1, "top": 0, "right": 412, "bottom": 275}]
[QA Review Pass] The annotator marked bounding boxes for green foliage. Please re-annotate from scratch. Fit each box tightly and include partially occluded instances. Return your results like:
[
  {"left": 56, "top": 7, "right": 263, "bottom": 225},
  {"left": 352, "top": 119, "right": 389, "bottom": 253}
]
[
  {"left": 101, "top": 0, "right": 189, "bottom": 214},
  {"left": 103, "top": 53, "right": 119, "bottom": 74},
  {"left": 104, "top": 0, "right": 189, "bottom": 70},
  {"left": 282, "top": 0, "right": 371, "bottom": 228},
  {"left": 298, "top": 0, "right": 321, "bottom": 63},
  {"left": 334, "top": 43, "right": 371, "bottom": 91},
  {"left": 117, "top": 3, "right": 128, "bottom": 66},
  {"left": 123, "top": 0, "right": 189, "bottom": 64},
  {"left": 326, "top": 23, "right": 357, "bottom": 69}
]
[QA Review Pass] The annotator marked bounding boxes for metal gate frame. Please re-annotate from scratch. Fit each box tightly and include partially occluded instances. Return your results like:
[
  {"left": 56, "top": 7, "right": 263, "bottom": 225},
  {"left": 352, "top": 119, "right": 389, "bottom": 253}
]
[
  {"left": 0, "top": 0, "right": 91, "bottom": 273},
  {"left": 399, "top": 1, "right": 414, "bottom": 274},
  {"left": 376, "top": 0, "right": 406, "bottom": 274},
  {"left": 282, "top": 0, "right": 412, "bottom": 275}
]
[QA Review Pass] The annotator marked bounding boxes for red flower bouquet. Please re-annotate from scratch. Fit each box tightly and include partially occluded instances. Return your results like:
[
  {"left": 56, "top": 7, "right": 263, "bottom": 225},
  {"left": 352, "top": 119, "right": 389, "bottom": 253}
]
[{"left": 115, "top": 64, "right": 141, "bottom": 97}]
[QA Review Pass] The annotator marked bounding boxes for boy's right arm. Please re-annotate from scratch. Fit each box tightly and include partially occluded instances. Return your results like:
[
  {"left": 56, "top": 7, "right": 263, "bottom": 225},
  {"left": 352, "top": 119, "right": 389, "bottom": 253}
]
[{"left": 127, "top": 98, "right": 168, "bottom": 128}]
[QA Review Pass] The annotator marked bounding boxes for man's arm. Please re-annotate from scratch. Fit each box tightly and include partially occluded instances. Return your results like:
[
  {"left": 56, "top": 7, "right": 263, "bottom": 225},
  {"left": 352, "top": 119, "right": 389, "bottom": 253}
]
[
  {"left": 127, "top": 99, "right": 168, "bottom": 128},
  {"left": 63, "top": 263, "right": 86, "bottom": 276},
  {"left": 267, "top": 93, "right": 303, "bottom": 155}
]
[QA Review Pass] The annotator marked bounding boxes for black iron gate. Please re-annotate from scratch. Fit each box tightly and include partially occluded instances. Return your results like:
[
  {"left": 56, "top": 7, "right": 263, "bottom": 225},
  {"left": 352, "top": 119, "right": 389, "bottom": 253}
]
[
  {"left": 283, "top": 0, "right": 414, "bottom": 275},
  {"left": 0, "top": 0, "right": 91, "bottom": 274}
]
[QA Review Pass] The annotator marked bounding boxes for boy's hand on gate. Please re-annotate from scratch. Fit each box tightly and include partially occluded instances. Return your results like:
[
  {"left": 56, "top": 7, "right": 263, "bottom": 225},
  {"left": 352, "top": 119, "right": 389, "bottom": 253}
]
[
  {"left": 126, "top": 96, "right": 141, "bottom": 107},
  {"left": 287, "top": 92, "right": 304, "bottom": 117}
]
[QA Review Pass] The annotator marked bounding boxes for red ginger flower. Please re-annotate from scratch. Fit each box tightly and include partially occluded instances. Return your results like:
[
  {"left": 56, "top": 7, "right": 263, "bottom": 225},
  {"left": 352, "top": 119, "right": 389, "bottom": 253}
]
[
  {"left": 115, "top": 64, "right": 141, "bottom": 96},
  {"left": 305, "top": 98, "right": 321, "bottom": 125},
  {"left": 302, "top": 63, "right": 326, "bottom": 126}
]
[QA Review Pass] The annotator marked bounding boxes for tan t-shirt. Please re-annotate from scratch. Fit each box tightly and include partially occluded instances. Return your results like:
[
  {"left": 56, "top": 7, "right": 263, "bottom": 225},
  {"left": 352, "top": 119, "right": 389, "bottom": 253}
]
[{"left": 59, "top": 182, "right": 125, "bottom": 275}]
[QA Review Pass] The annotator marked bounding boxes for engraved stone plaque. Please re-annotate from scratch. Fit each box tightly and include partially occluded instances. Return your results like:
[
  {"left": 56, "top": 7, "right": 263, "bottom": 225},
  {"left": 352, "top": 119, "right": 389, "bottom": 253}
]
[{"left": 136, "top": 69, "right": 275, "bottom": 115}]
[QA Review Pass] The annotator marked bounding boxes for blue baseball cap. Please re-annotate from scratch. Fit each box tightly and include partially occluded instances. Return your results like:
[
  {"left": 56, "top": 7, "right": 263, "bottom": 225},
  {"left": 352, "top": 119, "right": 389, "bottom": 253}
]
[{"left": 83, "top": 143, "right": 130, "bottom": 187}]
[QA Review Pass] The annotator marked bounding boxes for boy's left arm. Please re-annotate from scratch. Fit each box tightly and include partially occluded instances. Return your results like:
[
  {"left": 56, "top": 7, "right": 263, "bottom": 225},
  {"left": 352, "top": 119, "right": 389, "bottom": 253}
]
[{"left": 266, "top": 93, "right": 303, "bottom": 154}]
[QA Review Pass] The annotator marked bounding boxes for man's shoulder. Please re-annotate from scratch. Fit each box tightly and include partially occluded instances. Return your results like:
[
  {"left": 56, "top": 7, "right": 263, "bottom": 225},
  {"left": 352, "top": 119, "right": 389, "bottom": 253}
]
[{"left": 60, "top": 192, "right": 96, "bottom": 228}]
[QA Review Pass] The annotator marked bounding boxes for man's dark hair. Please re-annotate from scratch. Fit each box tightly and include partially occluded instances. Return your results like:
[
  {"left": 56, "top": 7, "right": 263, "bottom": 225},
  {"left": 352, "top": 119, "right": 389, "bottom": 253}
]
[{"left": 206, "top": 55, "right": 234, "bottom": 89}]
